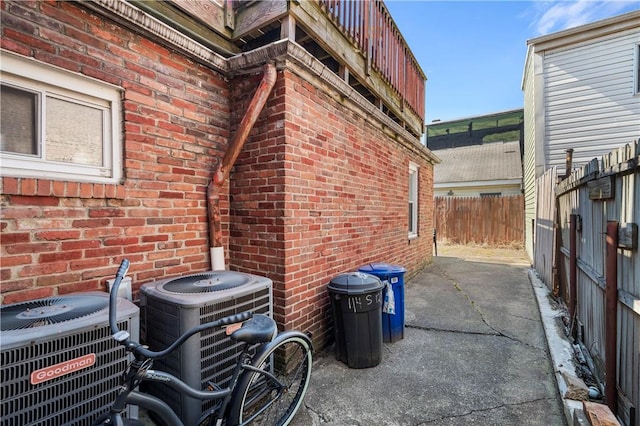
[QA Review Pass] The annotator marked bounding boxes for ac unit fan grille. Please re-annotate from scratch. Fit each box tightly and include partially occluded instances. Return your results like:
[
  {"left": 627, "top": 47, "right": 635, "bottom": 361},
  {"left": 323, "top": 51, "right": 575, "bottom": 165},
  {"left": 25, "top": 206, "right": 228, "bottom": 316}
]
[
  {"left": 1, "top": 320, "right": 131, "bottom": 426},
  {"left": 162, "top": 273, "right": 251, "bottom": 293},
  {"left": 1, "top": 295, "right": 108, "bottom": 330},
  {"left": 143, "top": 285, "right": 271, "bottom": 424}
]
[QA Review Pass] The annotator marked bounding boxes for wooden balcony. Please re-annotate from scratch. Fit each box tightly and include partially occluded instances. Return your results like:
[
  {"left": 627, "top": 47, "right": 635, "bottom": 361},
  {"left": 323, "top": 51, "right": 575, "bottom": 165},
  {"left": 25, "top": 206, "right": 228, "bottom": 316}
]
[{"left": 128, "top": 0, "right": 426, "bottom": 137}]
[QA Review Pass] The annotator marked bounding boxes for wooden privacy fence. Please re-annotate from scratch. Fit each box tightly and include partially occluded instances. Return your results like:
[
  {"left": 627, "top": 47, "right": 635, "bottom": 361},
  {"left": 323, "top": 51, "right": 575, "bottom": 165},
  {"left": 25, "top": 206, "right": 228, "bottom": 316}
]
[
  {"left": 534, "top": 167, "right": 558, "bottom": 288},
  {"left": 534, "top": 141, "right": 639, "bottom": 426},
  {"left": 434, "top": 195, "right": 524, "bottom": 246}
]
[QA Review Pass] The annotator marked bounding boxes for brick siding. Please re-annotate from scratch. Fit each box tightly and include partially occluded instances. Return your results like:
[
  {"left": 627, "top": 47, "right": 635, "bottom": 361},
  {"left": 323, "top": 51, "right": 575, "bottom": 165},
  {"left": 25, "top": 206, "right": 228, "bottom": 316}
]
[
  {"left": 0, "top": 1, "right": 229, "bottom": 304},
  {"left": 228, "top": 68, "right": 435, "bottom": 346},
  {"left": 0, "top": 1, "right": 434, "bottom": 351}
]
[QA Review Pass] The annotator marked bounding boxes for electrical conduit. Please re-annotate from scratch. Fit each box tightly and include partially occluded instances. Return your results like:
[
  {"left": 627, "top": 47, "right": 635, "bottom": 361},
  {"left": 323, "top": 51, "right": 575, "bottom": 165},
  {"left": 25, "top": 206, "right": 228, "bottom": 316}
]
[{"left": 207, "top": 63, "right": 277, "bottom": 270}]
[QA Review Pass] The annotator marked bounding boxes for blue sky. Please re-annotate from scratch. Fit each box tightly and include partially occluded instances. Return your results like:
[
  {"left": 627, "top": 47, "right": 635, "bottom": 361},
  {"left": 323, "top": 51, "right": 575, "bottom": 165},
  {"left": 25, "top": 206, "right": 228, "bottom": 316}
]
[{"left": 384, "top": 0, "right": 639, "bottom": 123}]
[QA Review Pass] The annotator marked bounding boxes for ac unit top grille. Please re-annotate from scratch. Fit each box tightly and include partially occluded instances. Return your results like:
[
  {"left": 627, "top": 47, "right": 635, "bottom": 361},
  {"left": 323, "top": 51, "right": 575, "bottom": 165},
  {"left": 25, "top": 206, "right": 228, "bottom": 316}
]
[
  {"left": 1, "top": 295, "right": 108, "bottom": 331},
  {"left": 161, "top": 272, "right": 252, "bottom": 294},
  {"left": 1, "top": 292, "right": 140, "bottom": 425}
]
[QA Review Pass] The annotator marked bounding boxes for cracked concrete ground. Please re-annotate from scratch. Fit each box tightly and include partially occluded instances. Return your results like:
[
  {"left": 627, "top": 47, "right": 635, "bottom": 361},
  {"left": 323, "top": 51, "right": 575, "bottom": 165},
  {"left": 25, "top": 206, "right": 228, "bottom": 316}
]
[{"left": 290, "top": 245, "right": 566, "bottom": 426}]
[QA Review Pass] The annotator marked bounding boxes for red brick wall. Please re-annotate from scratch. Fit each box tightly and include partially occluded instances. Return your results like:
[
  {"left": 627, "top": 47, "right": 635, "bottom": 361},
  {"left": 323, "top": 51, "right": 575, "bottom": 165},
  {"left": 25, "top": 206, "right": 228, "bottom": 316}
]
[
  {"left": 0, "top": 2, "right": 435, "bottom": 351},
  {"left": 229, "top": 69, "right": 435, "bottom": 347},
  {"left": 0, "top": 1, "right": 229, "bottom": 304}
]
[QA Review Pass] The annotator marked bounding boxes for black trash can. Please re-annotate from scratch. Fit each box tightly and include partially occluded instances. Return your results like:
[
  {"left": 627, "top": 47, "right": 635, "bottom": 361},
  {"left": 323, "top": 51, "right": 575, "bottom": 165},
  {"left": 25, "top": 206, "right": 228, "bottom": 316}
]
[{"left": 327, "top": 272, "right": 384, "bottom": 368}]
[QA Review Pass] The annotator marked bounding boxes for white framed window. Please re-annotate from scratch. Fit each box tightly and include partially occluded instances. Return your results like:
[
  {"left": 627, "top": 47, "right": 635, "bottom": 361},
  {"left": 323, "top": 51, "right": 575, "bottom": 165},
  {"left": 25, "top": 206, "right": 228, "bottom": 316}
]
[
  {"left": 0, "top": 50, "right": 122, "bottom": 183},
  {"left": 408, "top": 162, "right": 419, "bottom": 239}
]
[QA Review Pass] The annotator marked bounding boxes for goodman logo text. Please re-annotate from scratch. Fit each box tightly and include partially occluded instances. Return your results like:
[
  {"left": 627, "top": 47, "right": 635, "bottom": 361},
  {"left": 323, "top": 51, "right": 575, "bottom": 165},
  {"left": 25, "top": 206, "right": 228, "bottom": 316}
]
[{"left": 30, "top": 353, "right": 96, "bottom": 385}]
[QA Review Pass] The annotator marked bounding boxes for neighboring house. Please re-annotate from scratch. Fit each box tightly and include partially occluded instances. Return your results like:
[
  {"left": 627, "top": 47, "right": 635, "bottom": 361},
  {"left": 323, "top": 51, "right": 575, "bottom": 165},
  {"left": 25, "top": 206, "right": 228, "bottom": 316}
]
[
  {"left": 428, "top": 111, "right": 524, "bottom": 246},
  {"left": 426, "top": 108, "right": 524, "bottom": 196},
  {"left": 433, "top": 141, "right": 523, "bottom": 197},
  {"left": 426, "top": 108, "right": 524, "bottom": 151},
  {"left": 522, "top": 10, "right": 640, "bottom": 259},
  {"left": 0, "top": 0, "right": 438, "bottom": 350}
]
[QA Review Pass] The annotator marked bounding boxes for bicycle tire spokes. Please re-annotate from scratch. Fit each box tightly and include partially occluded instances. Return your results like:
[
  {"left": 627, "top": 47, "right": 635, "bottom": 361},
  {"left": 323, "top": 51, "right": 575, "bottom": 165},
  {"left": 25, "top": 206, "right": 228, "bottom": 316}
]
[
  {"left": 237, "top": 337, "right": 312, "bottom": 425},
  {"left": 241, "top": 367, "right": 285, "bottom": 424}
]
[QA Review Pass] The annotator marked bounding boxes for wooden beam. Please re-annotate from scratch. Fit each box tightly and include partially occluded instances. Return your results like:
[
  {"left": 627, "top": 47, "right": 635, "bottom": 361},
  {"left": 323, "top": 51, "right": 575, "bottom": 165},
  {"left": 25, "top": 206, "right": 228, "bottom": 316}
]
[
  {"left": 618, "top": 289, "right": 640, "bottom": 315},
  {"left": 557, "top": 155, "right": 638, "bottom": 196},
  {"left": 281, "top": 15, "right": 296, "bottom": 41},
  {"left": 233, "top": 0, "right": 288, "bottom": 41},
  {"left": 170, "top": 0, "right": 228, "bottom": 35},
  {"left": 339, "top": 64, "right": 349, "bottom": 82},
  {"left": 131, "top": 0, "right": 238, "bottom": 55},
  {"left": 224, "top": 0, "right": 234, "bottom": 30},
  {"left": 588, "top": 176, "right": 615, "bottom": 200}
]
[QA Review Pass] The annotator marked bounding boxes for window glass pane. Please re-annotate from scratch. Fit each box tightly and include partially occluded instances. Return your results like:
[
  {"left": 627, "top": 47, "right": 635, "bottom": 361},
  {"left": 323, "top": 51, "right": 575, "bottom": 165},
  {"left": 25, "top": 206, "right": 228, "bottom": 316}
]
[
  {"left": 46, "top": 96, "right": 103, "bottom": 166},
  {"left": 408, "top": 201, "right": 414, "bottom": 233},
  {"left": 0, "top": 85, "right": 38, "bottom": 155},
  {"left": 408, "top": 172, "right": 415, "bottom": 196},
  {"left": 408, "top": 167, "right": 418, "bottom": 235}
]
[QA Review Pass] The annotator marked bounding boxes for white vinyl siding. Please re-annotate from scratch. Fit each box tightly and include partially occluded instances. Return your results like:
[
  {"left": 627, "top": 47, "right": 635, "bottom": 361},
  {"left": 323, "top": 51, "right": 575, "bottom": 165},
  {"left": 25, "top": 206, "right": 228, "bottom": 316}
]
[
  {"left": 522, "top": 48, "right": 537, "bottom": 260},
  {"left": 543, "top": 30, "right": 640, "bottom": 170},
  {"left": 635, "top": 43, "right": 640, "bottom": 94}
]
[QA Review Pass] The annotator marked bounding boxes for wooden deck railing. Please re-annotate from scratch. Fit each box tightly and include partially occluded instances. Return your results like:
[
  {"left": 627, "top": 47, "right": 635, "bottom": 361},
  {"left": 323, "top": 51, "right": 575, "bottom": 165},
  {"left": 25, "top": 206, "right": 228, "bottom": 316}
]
[{"left": 319, "top": 0, "right": 425, "bottom": 120}]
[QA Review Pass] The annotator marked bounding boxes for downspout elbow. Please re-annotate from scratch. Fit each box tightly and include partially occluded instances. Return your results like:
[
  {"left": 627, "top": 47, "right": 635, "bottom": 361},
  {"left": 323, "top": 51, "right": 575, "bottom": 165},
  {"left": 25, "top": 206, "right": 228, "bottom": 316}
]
[{"left": 207, "top": 63, "right": 277, "bottom": 269}]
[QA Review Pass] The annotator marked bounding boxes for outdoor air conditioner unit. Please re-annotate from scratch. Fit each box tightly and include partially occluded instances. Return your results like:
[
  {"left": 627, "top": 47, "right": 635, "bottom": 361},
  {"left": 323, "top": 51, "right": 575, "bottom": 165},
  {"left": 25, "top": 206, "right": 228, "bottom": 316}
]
[
  {"left": 0, "top": 292, "right": 139, "bottom": 426},
  {"left": 140, "top": 271, "right": 273, "bottom": 426}
]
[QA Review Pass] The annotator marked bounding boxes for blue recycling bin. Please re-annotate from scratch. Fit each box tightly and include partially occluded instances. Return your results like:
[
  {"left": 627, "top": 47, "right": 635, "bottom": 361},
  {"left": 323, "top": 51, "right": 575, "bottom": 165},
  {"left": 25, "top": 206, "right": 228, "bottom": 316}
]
[{"left": 358, "top": 263, "right": 406, "bottom": 343}]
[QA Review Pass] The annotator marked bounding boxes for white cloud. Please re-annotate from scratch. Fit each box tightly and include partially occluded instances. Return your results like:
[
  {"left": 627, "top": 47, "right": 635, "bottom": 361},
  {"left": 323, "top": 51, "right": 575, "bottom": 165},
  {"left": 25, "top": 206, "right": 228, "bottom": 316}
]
[{"left": 531, "top": 0, "right": 638, "bottom": 36}]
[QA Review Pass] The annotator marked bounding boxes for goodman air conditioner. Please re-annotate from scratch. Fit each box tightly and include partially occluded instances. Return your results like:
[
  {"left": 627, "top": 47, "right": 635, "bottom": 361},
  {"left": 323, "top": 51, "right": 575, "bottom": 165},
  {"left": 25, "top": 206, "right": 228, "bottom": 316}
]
[
  {"left": 0, "top": 292, "right": 139, "bottom": 426},
  {"left": 140, "top": 271, "right": 272, "bottom": 426}
]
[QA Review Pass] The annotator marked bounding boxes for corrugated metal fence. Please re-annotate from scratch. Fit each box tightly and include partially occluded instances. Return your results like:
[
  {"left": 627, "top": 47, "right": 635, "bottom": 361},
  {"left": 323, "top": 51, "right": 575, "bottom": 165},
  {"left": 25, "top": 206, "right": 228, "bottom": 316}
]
[
  {"left": 534, "top": 141, "right": 639, "bottom": 426},
  {"left": 434, "top": 195, "right": 524, "bottom": 246}
]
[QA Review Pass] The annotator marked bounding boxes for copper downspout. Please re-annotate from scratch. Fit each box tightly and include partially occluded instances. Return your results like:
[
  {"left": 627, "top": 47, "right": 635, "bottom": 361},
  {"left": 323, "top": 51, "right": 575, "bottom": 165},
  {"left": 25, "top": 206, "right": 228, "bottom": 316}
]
[{"left": 207, "top": 63, "right": 277, "bottom": 269}]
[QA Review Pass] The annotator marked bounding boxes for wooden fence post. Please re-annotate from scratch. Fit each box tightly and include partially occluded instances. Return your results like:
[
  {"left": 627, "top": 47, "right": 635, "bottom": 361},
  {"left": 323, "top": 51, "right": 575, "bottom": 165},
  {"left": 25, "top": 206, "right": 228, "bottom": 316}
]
[
  {"left": 605, "top": 221, "right": 618, "bottom": 414},
  {"left": 569, "top": 214, "right": 577, "bottom": 335}
]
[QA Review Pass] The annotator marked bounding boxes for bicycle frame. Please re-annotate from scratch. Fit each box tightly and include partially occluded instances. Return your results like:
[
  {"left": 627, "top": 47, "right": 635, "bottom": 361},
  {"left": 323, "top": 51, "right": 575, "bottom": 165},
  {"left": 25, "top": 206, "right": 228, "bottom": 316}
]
[
  {"left": 97, "top": 333, "right": 256, "bottom": 426},
  {"left": 96, "top": 259, "right": 310, "bottom": 426},
  {"left": 97, "top": 338, "right": 294, "bottom": 426},
  {"left": 116, "top": 368, "right": 235, "bottom": 426}
]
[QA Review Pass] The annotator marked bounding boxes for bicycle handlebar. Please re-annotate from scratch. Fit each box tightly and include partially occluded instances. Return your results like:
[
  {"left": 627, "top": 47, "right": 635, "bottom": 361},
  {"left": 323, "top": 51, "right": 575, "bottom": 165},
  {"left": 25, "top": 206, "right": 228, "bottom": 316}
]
[
  {"left": 108, "top": 259, "right": 253, "bottom": 359},
  {"left": 109, "top": 258, "right": 129, "bottom": 335}
]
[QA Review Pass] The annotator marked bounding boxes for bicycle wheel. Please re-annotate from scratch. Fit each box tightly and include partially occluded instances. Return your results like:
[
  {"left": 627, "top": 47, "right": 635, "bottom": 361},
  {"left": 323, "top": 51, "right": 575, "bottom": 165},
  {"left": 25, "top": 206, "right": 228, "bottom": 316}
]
[{"left": 228, "top": 332, "right": 312, "bottom": 426}]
